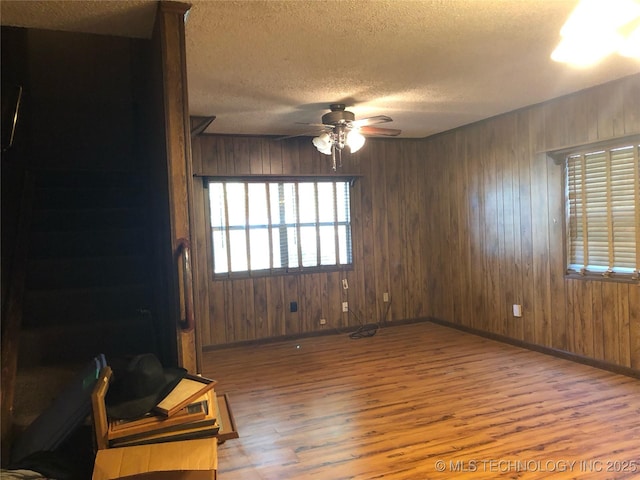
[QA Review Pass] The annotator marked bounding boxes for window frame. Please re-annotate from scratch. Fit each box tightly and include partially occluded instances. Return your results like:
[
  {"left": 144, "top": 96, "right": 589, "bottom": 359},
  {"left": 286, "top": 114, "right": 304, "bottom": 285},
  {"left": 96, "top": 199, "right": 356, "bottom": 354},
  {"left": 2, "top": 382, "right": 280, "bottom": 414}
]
[
  {"left": 203, "top": 175, "right": 358, "bottom": 280},
  {"left": 555, "top": 136, "right": 640, "bottom": 283}
]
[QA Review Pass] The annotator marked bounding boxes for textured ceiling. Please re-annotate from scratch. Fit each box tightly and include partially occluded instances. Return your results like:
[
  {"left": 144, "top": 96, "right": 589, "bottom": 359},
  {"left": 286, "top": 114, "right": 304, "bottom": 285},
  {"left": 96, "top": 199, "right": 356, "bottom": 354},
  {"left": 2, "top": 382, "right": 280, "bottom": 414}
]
[{"left": 2, "top": 0, "right": 640, "bottom": 138}]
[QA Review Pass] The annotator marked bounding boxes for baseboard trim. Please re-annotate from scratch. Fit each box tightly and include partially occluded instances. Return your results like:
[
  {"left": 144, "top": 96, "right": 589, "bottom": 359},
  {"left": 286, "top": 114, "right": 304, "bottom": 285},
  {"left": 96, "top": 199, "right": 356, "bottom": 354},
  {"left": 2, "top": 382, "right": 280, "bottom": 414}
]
[
  {"left": 202, "top": 317, "right": 433, "bottom": 352},
  {"left": 202, "top": 325, "right": 362, "bottom": 352},
  {"left": 202, "top": 317, "right": 639, "bottom": 379},
  {"left": 425, "top": 317, "right": 640, "bottom": 379}
]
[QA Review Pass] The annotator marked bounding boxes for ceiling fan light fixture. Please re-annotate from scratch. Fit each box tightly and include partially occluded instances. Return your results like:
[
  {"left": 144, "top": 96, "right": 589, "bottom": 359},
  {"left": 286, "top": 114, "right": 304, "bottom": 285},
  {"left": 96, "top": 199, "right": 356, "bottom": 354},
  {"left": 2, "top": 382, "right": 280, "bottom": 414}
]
[
  {"left": 619, "top": 24, "right": 640, "bottom": 57},
  {"left": 317, "top": 145, "right": 333, "bottom": 155},
  {"left": 551, "top": 0, "right": 640, "bottom": 65},
  {"left": 307, "top": 104, "right": 399, "bottom": 168},
  {"left": 313, "top": 132, "right": 333, "bottom": 155},
  {"left": 560, "top": 0, "right": 639, "bottom": 37},
  {"left": 551, "top": 33, "right": 621, "bottom": 66},
  {"left": 347, "top": 129, "right": 365, "bottom": 153}
]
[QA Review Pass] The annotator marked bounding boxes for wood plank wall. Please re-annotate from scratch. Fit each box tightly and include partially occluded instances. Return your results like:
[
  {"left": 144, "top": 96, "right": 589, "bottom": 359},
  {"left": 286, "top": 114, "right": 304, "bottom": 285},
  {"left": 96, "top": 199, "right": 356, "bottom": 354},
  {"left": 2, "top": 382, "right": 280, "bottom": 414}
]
[
  {"left": 420, "top": 73, "right": 640, "bottom": 371},
  {"left": 190, "top": 135, "right": 428, "bottom": 347},
  {"left": 191, "top": 73, "right": 640, "bottom": 371}
]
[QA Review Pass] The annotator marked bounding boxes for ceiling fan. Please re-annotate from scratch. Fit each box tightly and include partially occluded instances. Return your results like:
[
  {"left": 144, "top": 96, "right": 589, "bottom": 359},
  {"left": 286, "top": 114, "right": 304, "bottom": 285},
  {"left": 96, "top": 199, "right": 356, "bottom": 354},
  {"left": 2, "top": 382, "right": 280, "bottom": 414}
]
[{"left": 300, "top": 104, "right": 401, "bottom": 171}]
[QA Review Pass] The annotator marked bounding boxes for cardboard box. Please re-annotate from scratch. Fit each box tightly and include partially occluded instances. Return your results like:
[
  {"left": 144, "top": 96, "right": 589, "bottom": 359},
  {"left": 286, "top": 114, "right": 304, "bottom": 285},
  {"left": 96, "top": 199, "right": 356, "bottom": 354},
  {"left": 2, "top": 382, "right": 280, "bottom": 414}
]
[{"left": 92, "top": 437, "right": 217, "bottom": 480}]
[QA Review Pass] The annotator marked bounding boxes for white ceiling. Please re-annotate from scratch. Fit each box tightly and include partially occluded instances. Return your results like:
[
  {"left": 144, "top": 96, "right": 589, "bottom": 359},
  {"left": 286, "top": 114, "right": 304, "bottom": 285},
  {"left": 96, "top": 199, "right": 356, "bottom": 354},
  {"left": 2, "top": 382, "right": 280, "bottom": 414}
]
[{"left": 2, "top": 0, "right": 640, "bottom": 138}]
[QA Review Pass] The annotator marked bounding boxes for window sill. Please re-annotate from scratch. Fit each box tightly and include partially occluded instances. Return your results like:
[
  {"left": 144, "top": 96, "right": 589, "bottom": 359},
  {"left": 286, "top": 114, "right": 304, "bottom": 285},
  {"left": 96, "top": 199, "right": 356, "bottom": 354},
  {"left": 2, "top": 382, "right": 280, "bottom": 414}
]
[
  {"left": 564, "top": 272, "right": 639, "bottom": 285},
  {"left": 213, "top": 264, "right": 354, "bottom": 281}
]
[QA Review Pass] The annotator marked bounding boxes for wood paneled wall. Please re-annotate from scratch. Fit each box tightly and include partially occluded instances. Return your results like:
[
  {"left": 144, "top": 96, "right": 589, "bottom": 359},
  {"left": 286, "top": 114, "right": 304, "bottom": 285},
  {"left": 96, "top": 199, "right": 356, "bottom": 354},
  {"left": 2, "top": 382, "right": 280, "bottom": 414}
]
[
  {"left": 420, "top": 73, "right": 640, "bottom": 370},
  {"left": 191, "top": 135, "right": 429, "bottom": 348},
  {"left": 191, "top": 73, "right": 639, "bottom": 371}
]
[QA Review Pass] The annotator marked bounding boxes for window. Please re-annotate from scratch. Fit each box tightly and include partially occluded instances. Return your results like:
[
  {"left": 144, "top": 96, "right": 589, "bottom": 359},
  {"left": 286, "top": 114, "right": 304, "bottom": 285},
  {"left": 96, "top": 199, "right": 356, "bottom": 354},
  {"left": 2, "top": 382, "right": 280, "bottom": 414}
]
[
  {"left": 565, "top": 140, "right": 639, "bottom": 279},
  {"left": 208, "top": 178, "right": 353, "bottom": 277}
]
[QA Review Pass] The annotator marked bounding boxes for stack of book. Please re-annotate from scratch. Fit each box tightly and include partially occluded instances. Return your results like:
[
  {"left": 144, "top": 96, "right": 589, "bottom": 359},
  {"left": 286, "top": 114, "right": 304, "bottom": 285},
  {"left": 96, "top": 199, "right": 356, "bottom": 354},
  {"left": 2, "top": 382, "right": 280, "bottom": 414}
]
[{"left": 106, "top": 374, "right": 220, "bottom": 447}]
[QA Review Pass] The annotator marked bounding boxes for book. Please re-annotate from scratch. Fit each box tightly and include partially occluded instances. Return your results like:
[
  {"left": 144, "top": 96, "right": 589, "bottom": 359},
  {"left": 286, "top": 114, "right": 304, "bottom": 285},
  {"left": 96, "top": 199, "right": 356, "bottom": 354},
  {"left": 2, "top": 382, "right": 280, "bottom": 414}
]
[{"left": 154, "top": 374, "right": 217, "bottom": 417}]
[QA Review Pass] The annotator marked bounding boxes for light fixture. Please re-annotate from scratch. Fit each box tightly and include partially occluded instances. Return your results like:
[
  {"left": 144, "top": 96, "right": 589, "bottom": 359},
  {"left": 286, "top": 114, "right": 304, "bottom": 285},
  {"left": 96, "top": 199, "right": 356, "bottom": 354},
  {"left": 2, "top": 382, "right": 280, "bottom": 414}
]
[
  {"left": 312, "top": 132, "right": 333, "bottom": 155},
  {"left": 346, "top": 130, "right": 365, "bottom": 153},
  {"left": 551, "top": 0, "right": 640, "bottom": 67},
  {"left": 312, "top": 126, "right": 366, "bottom": 171},
  {"left": 619, "top": 23, "right": 640, "bottom": 57}
]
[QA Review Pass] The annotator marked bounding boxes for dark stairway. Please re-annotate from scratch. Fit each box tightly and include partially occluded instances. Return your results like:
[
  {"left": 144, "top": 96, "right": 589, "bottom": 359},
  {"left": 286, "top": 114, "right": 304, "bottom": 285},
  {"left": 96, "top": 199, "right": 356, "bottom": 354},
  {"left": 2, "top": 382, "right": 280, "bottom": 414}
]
[{"left": 14, "top": 169, "right": 159, "bottom": 428}]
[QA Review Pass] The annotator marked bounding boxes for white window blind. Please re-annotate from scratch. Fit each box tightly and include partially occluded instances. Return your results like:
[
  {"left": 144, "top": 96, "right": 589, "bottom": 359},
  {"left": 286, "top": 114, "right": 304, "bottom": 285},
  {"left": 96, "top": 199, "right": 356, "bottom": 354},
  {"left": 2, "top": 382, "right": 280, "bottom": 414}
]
[
  {"left": 209, "top": 179, "right": 353, "bottom": 276},
  {"left": 566, "top": 143, "right": 639, "bottom": 279}
]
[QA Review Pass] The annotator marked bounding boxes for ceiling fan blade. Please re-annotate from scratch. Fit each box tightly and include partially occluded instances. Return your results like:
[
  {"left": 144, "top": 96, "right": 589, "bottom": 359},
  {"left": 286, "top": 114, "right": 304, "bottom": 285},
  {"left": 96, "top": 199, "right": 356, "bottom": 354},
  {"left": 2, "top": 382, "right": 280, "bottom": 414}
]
[
  {"left": 296, "top": 121, "right": 335, "bottom": 128},
  {"left": 276, "top": 129, "right": 327, "bottom": 141},
  {"left": 352, "top": 115, "right": 393, "bottom": 127},
  {"left": 359, "top": 125, "right": 402, "bottom": 137}
]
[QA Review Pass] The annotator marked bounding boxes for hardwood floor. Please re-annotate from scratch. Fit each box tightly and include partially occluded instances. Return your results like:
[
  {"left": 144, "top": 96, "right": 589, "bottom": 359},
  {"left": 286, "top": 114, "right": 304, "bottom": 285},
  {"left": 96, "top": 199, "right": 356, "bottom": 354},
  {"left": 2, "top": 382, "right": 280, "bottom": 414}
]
[{"left": 201, "top": 322, "right": 640, "bottom": 479}]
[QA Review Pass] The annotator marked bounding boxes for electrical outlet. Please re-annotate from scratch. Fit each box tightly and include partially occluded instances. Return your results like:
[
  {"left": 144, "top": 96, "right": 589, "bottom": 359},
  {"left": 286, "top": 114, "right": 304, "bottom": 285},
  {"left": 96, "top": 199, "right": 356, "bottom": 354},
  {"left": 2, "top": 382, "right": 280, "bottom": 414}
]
[
  {"left": 342, "top": 301, "right": 349, "bottom": 312},
  {"left": 320, "top": 318, "right": 326, "bottom": 325},
  {"left": 513, "top": 304, "right": 522, "bottom": 317},
  {"left": 383, "top": 292, "right": 389, "bottom": 302}
]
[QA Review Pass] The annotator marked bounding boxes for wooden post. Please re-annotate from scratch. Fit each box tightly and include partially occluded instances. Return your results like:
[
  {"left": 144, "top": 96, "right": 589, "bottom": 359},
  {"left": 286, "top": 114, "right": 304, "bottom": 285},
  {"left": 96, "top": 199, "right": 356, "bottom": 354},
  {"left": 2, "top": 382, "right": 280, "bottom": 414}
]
[{"left": 156, "top": 1, "right": 198, "bottom": 373}]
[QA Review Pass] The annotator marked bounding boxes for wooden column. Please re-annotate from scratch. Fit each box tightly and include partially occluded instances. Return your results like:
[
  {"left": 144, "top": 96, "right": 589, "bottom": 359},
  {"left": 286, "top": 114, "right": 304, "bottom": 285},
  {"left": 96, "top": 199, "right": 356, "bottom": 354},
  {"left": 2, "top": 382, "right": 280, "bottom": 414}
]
[{"left": 156, "top": 1, "right": 198, "bottom": 373}]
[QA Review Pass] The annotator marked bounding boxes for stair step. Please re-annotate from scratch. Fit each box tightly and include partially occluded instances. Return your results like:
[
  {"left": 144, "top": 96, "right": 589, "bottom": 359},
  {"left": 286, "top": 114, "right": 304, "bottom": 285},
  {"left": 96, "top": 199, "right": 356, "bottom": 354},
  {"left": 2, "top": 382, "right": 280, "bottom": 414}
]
[
  {"left": 18, "top": 317, "right": 158, "bottom": 368},
  {"left": 26, "top": 255, "right": 148, "bottom": 290},
  {"left": 29, "top": 228, "right": 146, "bottom": 258},
  {"left": 10, "top": 169, "right": 158, "bottom": 442},
  {"left": 13, "top": 362, "right": 88, "bottom": 430},
  {"left": 31, "top": 207, "right": 146, "bottom": 232},
  {"left": 22, "top": 284, "right": 151, "bottom": 327},
  {"left": 33, "top": 186, "right": 146, "bottom": 210},
  {"left": 33, "top": 169, "right": 145, "bottom": 189}
]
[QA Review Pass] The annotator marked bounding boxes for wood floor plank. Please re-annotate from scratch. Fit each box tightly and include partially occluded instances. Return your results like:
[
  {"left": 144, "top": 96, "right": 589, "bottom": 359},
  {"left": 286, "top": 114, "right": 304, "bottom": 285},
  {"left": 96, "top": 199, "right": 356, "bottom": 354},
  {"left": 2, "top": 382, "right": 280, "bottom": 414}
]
[{"left": 202, "top": 322, "right": 640, "bottom": 479}]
